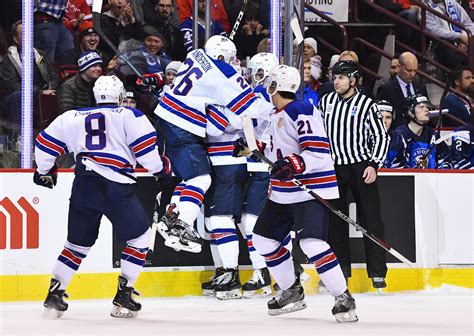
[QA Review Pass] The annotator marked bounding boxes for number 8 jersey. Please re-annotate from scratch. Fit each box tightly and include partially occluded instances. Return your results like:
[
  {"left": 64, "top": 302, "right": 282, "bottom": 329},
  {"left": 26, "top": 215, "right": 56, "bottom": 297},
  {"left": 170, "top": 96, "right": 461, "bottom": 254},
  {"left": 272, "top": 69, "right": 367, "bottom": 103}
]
[
  {"left": 34, "top": 106, "right": 163, "bottom": 184},
  {"left": 155, "top": 48, "right": 267, "bottom": 138},
  {"left": 266, "top": 100, "right": 339, "bottom": 204}
]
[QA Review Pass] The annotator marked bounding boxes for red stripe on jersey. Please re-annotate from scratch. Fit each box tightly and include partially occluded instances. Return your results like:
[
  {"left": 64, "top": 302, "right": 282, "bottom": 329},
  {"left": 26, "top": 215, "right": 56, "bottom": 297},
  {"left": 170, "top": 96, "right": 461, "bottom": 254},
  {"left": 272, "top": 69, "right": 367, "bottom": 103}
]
[
  {"left": 230, "top": 93, "right": 255, "bottom": 113},
  {"left": 301, "top": 141, "right": 330, "bottom": 149},
  {"left": 208, "top": 110, "right": 229, "bottom": 127},
  {"left": 207, "top": 145, "right": 234, "bottom": 153},
  {"left": 163, "top": 96, "right": 206, "bottom": 124},
  {"left": 37, "top": 134, "right": 66, "bottom": 156},
  {"left": 272, "top": 175, "right": 337, "bottom": 187},
  {"left": 133, "top": 137, "right": 157, "bottom": 153}
]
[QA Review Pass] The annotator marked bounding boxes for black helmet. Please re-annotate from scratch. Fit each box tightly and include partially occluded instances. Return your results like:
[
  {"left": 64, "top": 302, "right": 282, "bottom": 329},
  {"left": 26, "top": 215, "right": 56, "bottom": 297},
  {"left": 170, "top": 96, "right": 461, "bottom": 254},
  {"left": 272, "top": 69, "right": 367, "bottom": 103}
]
[
  {"left": 375, "top": 99, "right": 394, "bottom": 115},
  {"left": 404, "top": 94, "right": 431, "bottom": 118},
  {"left": 332, "top": 60, "right": 360, "bottom": 79}
]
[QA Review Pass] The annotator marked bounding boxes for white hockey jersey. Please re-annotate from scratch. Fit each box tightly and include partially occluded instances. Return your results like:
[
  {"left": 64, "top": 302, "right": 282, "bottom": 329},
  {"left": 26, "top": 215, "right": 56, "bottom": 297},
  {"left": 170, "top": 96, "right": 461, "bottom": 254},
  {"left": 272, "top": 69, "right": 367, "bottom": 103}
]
[
  {"left": 34, "top": 105, "right": 163, "bottom": 184},
  {"left": 154, "top": 49, "right": 267, "bottom": 138},
  {"left": 265, "top": 100, "right": 339, "bottom": 204}
]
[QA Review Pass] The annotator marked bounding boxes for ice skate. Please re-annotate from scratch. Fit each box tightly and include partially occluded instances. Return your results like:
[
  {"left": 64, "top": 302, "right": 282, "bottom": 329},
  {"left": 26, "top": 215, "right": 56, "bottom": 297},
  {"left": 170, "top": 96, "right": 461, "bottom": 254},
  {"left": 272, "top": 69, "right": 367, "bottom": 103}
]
[
  {"left": 214, "top": 268, "right": 242, "bottom": 300},
  {"left": 242, "top": 268, "right": 272, "bottom": 298},
  {"left": 42, "top": 278, "right": 69, "bottom": 319},
  {"left": 267, "top": 278, "right": 307, "bottom": 316},
  {"left": 372, "top": 277, "right": 386, "bottom": 294},
  {"left": 164, "top": 219, "right": 203, "bottom": 253},
  {"left": 155, "top": 203, "right": 178, "bottom": 240},
  {"left": 201, "top": 267, "right": 225, "bottom": 296},
  {"left": 332, "top": 290, "right": 358, "bottom": 323},
  {"left": 111, "top": 276, "right": 141, "bottom": 318}
]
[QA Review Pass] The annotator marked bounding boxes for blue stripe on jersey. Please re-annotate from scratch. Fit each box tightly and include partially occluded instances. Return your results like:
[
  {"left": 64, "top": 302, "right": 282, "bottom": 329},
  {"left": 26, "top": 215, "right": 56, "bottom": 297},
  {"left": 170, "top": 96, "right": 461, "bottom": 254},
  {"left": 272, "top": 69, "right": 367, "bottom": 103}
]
[
  {"left": 207, "top": 141, "right": 235, "bottom": 146},
  {"left": 295, "top": 170, "right": 336, "bottom": 179},
  {"left": 299, "top": 135, "right": 329, "bottom": 143},
  {"left": 40, "top": 131, "right": 68, "bottom": 150},
  {"left": 161, "top": 93, "right": 207, "bottom": 128},
  {"left": 271, "top": 181, "right": 338, "bottom": 193},
  {"left": 304, "top": 147, "right": 331, "bottom": 154},
  {"left": 226, "top": 88, "right": 252, "bottom": 110},
  {"left": 284, "top": 100, "right": 314, "bottom": 121},
  {"left": 234, "top": 95, "right": 258, "bottom": 116},
  {"left": 135, "top": 145, "right": 156, "bottom": 158},
  {"left": 253, "top": 85, "right": 270, "bottom": 102},
  {"left": 35, "top": 140, "right": 60, "bottom": 157},
  {"left": 207, "top": 106, "right": 229, "bottom": 132},
  {"left": 207, "top": 55, "right": 237, "bottom": 78},
  {"left": 129, "top": 132, "right": 156, "bottom": 148}
]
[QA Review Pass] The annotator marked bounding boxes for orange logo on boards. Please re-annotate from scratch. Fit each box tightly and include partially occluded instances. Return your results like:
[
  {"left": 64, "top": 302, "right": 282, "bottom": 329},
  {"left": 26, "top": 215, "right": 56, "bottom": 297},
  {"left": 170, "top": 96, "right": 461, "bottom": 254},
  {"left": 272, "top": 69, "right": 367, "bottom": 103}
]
[{"left": 0, "top": 197, "right": 39, "bottom": 249}]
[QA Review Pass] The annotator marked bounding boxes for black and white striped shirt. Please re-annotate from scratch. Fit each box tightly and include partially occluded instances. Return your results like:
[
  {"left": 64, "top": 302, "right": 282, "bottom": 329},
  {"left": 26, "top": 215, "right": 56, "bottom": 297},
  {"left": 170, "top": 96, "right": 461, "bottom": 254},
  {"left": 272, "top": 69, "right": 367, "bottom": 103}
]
[{"left": 318, "top": 91, "right": 389, "bottom": 167}]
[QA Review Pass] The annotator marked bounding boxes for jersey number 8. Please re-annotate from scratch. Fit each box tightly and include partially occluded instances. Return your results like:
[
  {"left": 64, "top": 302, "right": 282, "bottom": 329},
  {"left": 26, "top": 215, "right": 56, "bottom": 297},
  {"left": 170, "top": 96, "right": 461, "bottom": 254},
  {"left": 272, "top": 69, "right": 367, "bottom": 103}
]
[{"left": 85, "top": 113, "right": 106, "bottom": 150}]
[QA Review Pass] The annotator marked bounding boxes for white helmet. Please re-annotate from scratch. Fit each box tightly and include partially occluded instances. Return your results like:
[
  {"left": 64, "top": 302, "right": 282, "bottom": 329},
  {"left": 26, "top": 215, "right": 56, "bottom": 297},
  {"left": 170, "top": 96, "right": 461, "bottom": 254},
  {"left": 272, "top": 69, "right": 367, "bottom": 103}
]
[
  {"left": 93, "top": 75, "right": 125, "bottom": 105},
  {"left": 204, "top": 35, "right": 237, "bottom": 64},
  {"left": 248, "top": 52, "right": 279, "bottom": 84},
  {"left": 266, "top": 65, "right": 301, "bottom": 96}
]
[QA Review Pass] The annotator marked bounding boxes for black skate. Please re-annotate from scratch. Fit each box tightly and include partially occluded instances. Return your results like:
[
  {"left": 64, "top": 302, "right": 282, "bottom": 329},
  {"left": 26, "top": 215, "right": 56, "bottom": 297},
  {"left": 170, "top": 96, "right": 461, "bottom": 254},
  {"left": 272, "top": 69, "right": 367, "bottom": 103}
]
[
  {"left": 242, "top": 268, "right": 272, "bottom": 298},
  {"left": 268, "top": 278, "right": 307, "bottom": 316},
  {"left": 111, "top": 276, "right": 142, "bottom": 318},
  {"left": 214, "top": 268, "right": 242, "bottom": 300},
  {"left": 202, "top": 267, "right": 225, "bottom": 296},
  {"left": 332, "top": 290, "right": 358, "bottom": 323},
  {"left": 164, "top": 219, "right": 203, "bottom": 253},
  {"left": 272, "top": 262, "right": 310, "bottom": 292},
  {"left": 155, "top": 203, "right": 178, "bottom": 240},
  {"left": 372, "top": 277, "right": 387, "bottom": 294},
  {"left": 42, "top": 278, "right": 69, "bottom": 319}
]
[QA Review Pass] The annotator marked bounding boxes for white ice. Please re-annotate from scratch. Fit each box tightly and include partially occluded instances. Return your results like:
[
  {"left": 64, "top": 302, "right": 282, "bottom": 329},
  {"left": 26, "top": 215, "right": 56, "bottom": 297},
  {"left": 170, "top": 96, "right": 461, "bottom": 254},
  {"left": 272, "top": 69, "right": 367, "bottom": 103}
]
[{"left": 1, "top": 285, "right": 473, "bottom": 336}]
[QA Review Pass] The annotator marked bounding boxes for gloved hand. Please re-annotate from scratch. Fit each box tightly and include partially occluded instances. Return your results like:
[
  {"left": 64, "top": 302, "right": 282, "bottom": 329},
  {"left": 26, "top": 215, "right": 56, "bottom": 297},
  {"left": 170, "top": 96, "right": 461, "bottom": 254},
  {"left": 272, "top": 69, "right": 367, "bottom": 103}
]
[
  {"left": 154, "top": 155, "right": 172, "bottom": 185},
  {"left": 33, "top": 164, "right": 58, "bottom": 189},
  {"left": 136, "top": 73, "right": 165, "bottom": 89},
  {"left": 270, "top": 154, "right": 305, "bottom": 181},
  {"left": 232, "top": 137, "right": 266, "bottom": 159}
]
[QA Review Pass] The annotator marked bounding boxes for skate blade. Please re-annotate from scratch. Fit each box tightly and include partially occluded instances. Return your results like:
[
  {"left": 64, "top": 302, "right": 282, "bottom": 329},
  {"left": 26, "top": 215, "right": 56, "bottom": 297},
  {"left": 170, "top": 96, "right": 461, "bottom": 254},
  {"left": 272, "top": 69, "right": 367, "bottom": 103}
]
[
  {"left": 243, "top": 286, "right": 272, "bottom": 298},
  {"left": 164, "top": 236, "right": 202, "bottom": 253},
  {"left": 202, "top": 289, "right": 215, "bottom": 296},
  {"left": 42, "top": 307, "right": 64, "bottom": 319},
  {"left": 215, "top": 288, "right": 242, "bottom": 300},
  {"left": 268, "top": 300, "right": 307, "bottom": 316},
  {"left": 156, "top": 221, "right": 171, "bottom": 240},
  {"left": 334, "top": 309, "right": 358, "bottom": 323},
  {"left": 110, "top": 306, "right": 138, "bottom": 319}
]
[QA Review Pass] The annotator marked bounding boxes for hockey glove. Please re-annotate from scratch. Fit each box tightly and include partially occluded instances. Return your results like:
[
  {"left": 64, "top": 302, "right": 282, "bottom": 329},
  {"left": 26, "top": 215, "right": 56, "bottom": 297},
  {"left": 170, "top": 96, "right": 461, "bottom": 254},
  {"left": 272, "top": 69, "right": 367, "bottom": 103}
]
[
  {"left": 270, "top": 154, "right": 305, "bottom": 181},
  {"left": 136, "top": 73, "right": 165, "bottom": 89},
  {"left": 232, "top": 137, "right": 266, "bottom": 160},
  {"left": 33, "top": 164, "right": 58, "bottom": 189},
  {"left": 154, "top": 155, "right": 172, "bottom": 186}
]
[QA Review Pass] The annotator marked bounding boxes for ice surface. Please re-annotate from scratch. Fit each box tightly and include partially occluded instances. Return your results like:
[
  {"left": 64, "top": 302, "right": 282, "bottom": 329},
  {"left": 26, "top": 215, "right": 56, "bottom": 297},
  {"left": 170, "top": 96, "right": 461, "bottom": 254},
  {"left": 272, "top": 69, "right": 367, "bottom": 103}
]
[{"left": 1, "top": 286, "right": 473, "bottom": 336}]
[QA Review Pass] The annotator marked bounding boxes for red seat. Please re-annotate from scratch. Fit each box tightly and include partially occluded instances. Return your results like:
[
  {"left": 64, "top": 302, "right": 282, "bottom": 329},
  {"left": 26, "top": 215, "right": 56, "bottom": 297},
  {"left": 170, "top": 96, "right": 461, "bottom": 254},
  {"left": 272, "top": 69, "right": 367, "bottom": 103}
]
[{"left": 38, "top": 93, "right": 59, "bottom": 130}]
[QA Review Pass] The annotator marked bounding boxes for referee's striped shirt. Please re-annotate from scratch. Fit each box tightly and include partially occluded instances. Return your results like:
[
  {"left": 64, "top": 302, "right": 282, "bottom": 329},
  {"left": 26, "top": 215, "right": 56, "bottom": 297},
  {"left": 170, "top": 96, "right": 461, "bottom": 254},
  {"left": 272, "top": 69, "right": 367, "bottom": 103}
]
[{"left": 318, "top": 91, "right": 389, "bottom": 167}]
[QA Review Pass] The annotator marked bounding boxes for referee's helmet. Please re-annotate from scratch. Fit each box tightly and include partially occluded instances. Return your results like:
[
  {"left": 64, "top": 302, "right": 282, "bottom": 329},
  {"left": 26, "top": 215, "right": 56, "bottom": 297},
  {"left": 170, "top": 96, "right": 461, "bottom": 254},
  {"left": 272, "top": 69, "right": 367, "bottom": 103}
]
[{"left": 332, "top": 60, "right": 360, "bottom": 81}]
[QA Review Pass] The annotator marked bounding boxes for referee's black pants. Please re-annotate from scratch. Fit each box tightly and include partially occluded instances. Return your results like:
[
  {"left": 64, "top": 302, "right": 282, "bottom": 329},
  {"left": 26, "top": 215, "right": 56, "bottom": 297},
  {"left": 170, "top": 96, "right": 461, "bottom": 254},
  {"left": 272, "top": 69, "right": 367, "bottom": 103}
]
[{"left": 328, "top": 161, "right": 387, "bottom": 279}]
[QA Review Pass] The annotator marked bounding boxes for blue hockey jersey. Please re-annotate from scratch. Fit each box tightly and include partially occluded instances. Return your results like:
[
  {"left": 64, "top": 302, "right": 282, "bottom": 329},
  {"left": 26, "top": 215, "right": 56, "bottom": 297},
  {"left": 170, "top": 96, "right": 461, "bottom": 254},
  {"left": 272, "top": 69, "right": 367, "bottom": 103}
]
[{"left": 451, "top": 125, "right": 474, "bottom": 169}]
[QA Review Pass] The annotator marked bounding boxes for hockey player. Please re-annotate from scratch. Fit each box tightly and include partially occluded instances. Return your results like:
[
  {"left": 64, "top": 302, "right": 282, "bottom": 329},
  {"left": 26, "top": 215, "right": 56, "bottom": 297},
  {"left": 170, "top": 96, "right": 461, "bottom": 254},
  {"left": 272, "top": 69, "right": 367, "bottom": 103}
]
[
  {"left": 250, "top": 65, "right": 358, "bottom": 322},
  {"left": 376, "top": 100, "right": 404, "bottom": 169},
  {"left": 394, "top": 95, "right": 451, "bottom": 169},
  {"left": 451, "top": 124, "right": 474, "bottom": 169},
  {"left": 34, "top": 75, "right": 170, "bottom": 319},
  {"left": 154, "top": 35, "right": 268, "bottom": 253}
]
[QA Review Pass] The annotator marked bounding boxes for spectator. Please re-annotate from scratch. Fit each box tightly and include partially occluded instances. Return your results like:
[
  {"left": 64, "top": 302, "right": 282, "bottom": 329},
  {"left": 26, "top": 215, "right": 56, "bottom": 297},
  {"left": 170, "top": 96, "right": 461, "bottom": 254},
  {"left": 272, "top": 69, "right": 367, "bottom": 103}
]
[
  {"left": 180, "top": 0, "right": 227, "bottom": 52},
  {"left": 425, "top": 0, "right": 474, "bottom": 71},
  {"left": 303, "top": 37, "right": 319, "bottom": 59},
  {"left": 57, "top": 51, "right": 103, "bottom": 114},
  {"left": 373, "top": 55, "right": 399, "bottom": 96},
  {"left": 177, "top": 0, "right": 230, "bottom": 33},
  {"left": 158, "top": 60, "right": 182, "bottom": 99},
  {"left": 375, "top": 0, "right": 419, "bottom": 47},
  {"left": 58, "top": 21, "right": 115, "bottom": 70},
  {"left": 441, "top": 66, "right": 473, "bottom": 126},
  {"left": 376, "top": 51, "right": 428, "bottom": 128},
  {"left": 394, "top": 94, "right": 451, "bottom": 168},
  {"left": 256, "top": 37, "right": 270, "bottom": 53},
  {"left": 234, "top": 10, "right": 269, "bottom": 60},
  {"left": 326, "top": 54, "right": 340, "bottom": 80},
  {"left": 34, "top": 0, "right": 75, "bottom": 63},
  {"left": 0, "top": 20, "right": 59, "bottom": 135},
  {"left": 97, "top": 0, "right": 146, "bottom": 57},
  {"left": 318, "top": 60, "right": 389, "bottom": 290},
  {"left": 302, "top": 56, "right": 321, "bottom": 107},
  {"left": 129, "top": 0, "right": 146, "bottom": 25},
  {"left": 122, "top": 90, "right": 138, "bottom": 108},
  {"left": 63, "top": 0, "right": 92, "bottom": 32},
  {"left": 143, "top": 0, "right": 186, "bottom": 61}
]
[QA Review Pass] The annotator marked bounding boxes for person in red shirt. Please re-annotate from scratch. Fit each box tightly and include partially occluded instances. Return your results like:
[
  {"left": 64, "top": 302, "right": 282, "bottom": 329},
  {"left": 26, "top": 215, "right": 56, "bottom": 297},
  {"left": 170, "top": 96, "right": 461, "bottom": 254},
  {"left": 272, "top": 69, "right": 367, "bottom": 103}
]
[
  {"left": 176, "top": 0, "right": 230, "bottom": 33},
  {"left": 63, "top": 0, "right": 92, "bottom": 32}
]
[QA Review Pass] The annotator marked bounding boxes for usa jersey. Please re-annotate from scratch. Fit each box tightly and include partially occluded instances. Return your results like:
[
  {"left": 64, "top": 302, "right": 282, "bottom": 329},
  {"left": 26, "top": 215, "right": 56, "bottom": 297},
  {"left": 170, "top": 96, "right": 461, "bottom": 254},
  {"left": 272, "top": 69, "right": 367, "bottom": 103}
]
[
  {"left": 35, "top": 106, "right": 163, "bottom": 184},
  {"left": 264, "top": 100, "right": 339, "bottom": 204},
  {"left": 394, "top": 125, "right": 451, "bottom": 169},
  {"left": 155, "top": 49, "right": 266, "bottom": 138},
  {"left": 451, "top": 126, "right": 474, "bottom": 169}
]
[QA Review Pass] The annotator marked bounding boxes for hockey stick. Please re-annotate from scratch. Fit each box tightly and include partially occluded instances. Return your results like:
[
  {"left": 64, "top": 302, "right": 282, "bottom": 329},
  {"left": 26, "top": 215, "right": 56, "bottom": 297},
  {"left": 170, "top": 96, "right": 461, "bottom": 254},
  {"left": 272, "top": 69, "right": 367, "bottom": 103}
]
[
  {"left": 148, "top": 192, "right": 161, "bottom": 251},
  {"left": 241, "top": 117, "right": 414, "bottom": 268},
  {"left": 229, "top": 0, "right": 248, "bottom": 41},
  {"left": 290, "top": 9, "right": 304, "bottom": 69}
]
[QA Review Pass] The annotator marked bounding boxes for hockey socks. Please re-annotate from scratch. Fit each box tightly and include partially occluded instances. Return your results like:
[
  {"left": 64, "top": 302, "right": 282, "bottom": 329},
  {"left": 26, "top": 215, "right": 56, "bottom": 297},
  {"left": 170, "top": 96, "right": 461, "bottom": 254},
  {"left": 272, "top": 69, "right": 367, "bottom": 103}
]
[
  {"left": 209, "top": 215, "right": 239, "bottom": 269},
  {"left": 120, "top": 228, "right": 151, "bottom": 287},
  {"left": 177, "top": 175, "right": 211, "bottom": 225},
  {"left": 241, "top": 213, "right": 266, "bottom": 270},
  {"left": 300, "top": 238, "right": 347, "bottom": 297},
  {"left": 52, "top": 241, "right": 91, "bottom": 290}
]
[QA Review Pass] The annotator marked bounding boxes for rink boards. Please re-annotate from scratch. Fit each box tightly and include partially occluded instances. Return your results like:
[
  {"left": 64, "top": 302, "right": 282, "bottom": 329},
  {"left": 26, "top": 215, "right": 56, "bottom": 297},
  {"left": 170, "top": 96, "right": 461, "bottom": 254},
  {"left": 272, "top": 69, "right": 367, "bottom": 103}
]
[{"left": 0, "top": 170, "right": 473, "bottom": 301}]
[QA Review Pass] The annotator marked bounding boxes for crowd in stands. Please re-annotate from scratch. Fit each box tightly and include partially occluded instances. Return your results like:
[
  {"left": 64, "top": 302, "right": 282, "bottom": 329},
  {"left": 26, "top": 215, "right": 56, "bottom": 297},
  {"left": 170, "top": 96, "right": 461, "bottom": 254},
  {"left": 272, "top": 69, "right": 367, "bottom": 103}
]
[{"left": 0, "top": 0, "right": 472, "bottom": 169}]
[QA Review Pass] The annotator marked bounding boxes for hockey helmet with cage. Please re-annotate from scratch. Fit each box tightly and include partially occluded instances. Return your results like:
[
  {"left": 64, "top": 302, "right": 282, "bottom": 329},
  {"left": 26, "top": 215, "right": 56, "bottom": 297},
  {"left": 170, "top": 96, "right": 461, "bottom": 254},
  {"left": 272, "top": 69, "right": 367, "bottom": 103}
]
[
  {"left": 93, "top": 75, "right": 126, "bottom": 105},
  {"left": 376, "top": 99, "right": 394, "bottom": 115},
  {"left": 248, "top": 52, "right": 279, "bottom": 84},
  {"left": 204, "top": 35, "right": 237, "bottom": 64},
  {"left": 266, "top": 65, "right": 301, "bottom": 96},
  {"left": 404, "top": 94, "right": 431, "bottom": 118},
  {"left": 332, "top": 60, "right": 360, "bottom": 82}
]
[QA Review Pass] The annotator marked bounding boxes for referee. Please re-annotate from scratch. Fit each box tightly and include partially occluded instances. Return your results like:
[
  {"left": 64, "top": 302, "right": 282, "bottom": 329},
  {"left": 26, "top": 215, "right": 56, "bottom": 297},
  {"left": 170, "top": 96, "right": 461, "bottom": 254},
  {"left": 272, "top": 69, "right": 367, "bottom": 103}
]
[{"left": 318, "top": 61, "right": 390, "bottom": 289}]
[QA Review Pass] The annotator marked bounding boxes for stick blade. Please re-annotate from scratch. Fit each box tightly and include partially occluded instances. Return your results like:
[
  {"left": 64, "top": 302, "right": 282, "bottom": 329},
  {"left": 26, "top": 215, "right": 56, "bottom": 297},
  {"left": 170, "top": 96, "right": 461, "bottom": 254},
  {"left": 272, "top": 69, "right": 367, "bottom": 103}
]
[
  {"left": 242, "top": 117, "right": 259, "bottom": 152},
  {"left": 290, "top": 17, "right": 304, "bottom": 45}
]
